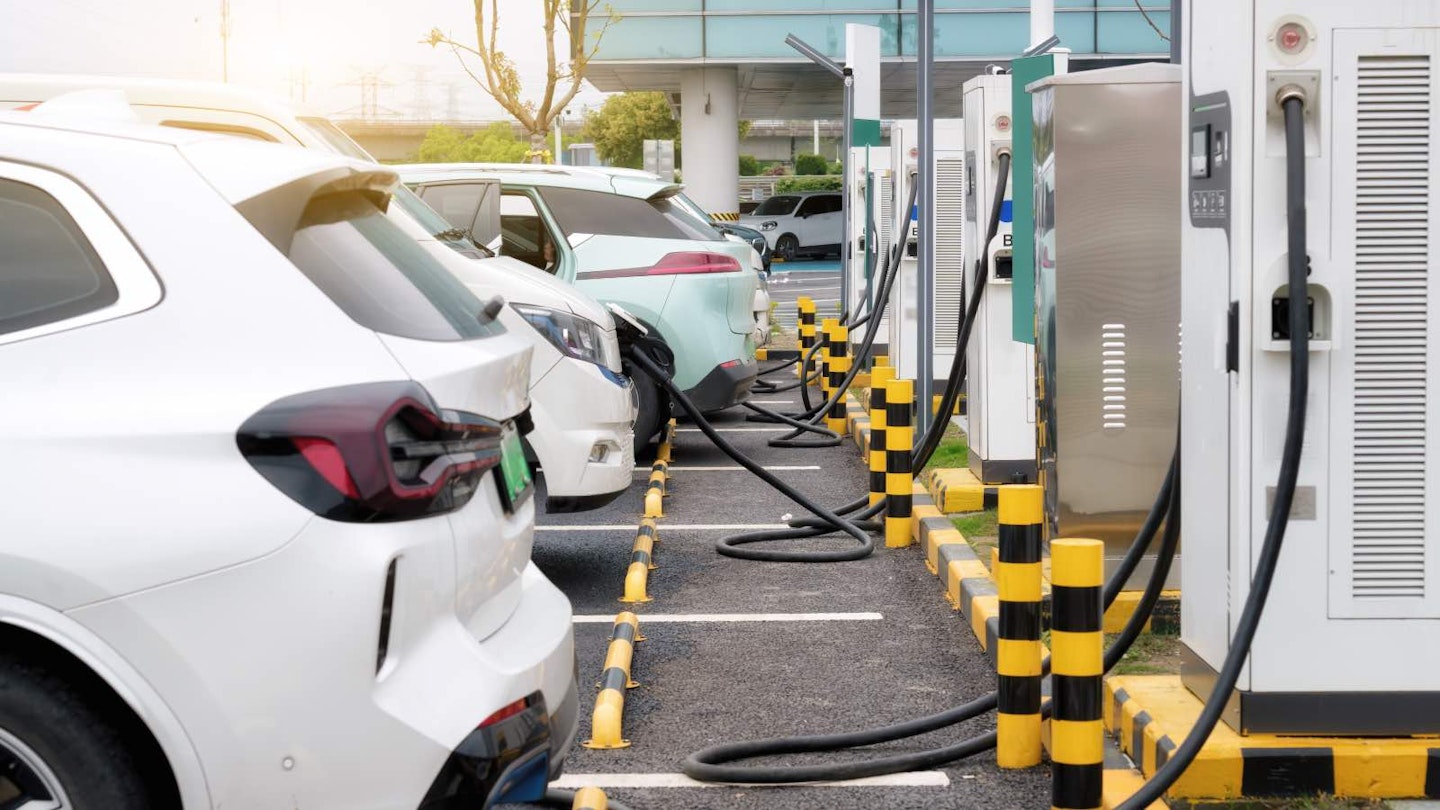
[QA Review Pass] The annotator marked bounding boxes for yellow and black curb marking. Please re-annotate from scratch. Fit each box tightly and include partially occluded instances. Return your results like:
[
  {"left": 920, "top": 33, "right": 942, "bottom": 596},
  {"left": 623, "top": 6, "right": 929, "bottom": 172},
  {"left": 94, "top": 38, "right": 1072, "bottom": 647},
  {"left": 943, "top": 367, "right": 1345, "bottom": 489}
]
[
  {"left": 711, "top": 211, "right": 741, "bottom": 222},
  {"left": 584, "top": 612, "right": 644, "bottom": 750},
  {"left": 620, "top": 519, "right": 660, "bottom": 604},
  {"left": 571, "top": 787, "right": 610, "bottom": 809},
  {"left": 756, "top": 348, "right": 802, "bottom": 363},
  {"left": 926, "top": 467, "right": 999, "bottom": 513},
  {"left": 996, "top": 485, "right": 1046, "bottom": 769},
  {"left": 1105, "top": 676, "right": 1440, "bottom": 802},
  {"left": 1051, "top": 539, "right": 1106, "bottom": 810},
  {"left": 915, "top": 508, "right": 1008, "bottom": 663}
]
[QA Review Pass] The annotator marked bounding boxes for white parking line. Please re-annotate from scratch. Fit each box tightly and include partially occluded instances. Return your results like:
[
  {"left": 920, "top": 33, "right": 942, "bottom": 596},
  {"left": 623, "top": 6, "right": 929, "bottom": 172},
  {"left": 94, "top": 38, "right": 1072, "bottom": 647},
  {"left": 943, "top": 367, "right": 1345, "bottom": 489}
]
[
  {"left": 536, "top": 523, "right": 789, "bottom": 531},
  {"left": 573, "top": 612, "right": 883, "bottom": 623},
  {"left": 551, "top": 772, "right": 951, "bottom": 789}
]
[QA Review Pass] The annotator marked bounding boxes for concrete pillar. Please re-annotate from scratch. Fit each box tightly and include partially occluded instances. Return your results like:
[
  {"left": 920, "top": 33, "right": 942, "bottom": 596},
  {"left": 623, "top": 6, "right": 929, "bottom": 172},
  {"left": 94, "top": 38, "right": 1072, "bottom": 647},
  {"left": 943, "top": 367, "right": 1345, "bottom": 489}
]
[{"left": 680, "top": 67, "right": 740, "bottom": 216}]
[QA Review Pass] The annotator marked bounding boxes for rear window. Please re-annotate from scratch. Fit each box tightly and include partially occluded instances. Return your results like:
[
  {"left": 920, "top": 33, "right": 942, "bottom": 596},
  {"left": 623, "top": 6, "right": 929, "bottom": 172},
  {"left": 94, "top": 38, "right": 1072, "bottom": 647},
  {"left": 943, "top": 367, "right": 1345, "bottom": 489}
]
[
  {"left": 537, "top": 186, "right": 694, "bottom": 241},
  {"left": 649, "top": 195, "right": 723, "bottom": 242},
  {"left": 298, "top": 117, "right": 375, "bottom": 161},
  {"left": 753, "top": 195, "right": 800, "bottom": 216},
  {"left": 287, "top": 192, "right": 500, "bottom": 341},
  {"left": 0, "top": 178, "right": 117, "bottom": 336}
]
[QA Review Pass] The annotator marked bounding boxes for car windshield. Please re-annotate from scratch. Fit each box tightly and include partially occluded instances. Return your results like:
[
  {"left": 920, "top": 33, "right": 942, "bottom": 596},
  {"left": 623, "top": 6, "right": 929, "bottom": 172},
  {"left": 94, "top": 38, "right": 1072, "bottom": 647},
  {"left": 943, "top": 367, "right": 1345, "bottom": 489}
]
[
  {"left": 298, "top": 117, "right": 374, "bottom": 161},
  {"left": 753, "top": 195, "right": 800, "bottom": 216}
]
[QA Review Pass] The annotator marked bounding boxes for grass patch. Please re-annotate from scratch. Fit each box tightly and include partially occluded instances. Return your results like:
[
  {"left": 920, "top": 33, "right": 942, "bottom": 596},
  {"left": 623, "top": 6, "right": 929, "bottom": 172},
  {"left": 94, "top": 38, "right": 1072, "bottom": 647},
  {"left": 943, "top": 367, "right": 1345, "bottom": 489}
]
[
  {"left": 923, "top": 423, "right": 968, "bottom": 474},
  {"left": 952, "top": 510, "right": 997, "bottom": 539},
  {"left": 1106, "top": 630, "right": 1183, "bottom": 676}
]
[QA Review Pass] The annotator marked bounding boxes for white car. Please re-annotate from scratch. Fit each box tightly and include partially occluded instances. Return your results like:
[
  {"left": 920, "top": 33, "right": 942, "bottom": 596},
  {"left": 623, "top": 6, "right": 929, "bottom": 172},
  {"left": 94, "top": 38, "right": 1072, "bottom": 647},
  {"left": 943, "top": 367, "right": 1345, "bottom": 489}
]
[
  {"left": 739, "top": 190, "right": 844, "bottom": 262},
  {"left": 0, "top": 115, "right": 577, "bottom": 808},
  {"left": 0, "top": 74, "right": 636, "bottom": 512}
]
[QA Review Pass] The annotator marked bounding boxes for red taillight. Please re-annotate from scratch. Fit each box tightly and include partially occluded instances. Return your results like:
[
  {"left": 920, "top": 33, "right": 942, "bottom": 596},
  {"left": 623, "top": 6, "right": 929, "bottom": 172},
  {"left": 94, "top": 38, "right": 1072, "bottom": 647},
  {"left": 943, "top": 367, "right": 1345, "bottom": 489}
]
[
  {"left": 237, "top": 381, "right": 506, "bottom": 523},
  {"left": 14, "top": 103, "right": 38, "bottom": 112},
  {"left": 479, "top": 697, "right": 532, "bottom": 729},
  {"left": 578, "top": 251, "right": 744, "bottom": 280},
  {"left": 647, "top": 251, "right": 742, "bottom": 276},
  {"left": 720, "top": 359, "right": 741, "bottom": 370}
]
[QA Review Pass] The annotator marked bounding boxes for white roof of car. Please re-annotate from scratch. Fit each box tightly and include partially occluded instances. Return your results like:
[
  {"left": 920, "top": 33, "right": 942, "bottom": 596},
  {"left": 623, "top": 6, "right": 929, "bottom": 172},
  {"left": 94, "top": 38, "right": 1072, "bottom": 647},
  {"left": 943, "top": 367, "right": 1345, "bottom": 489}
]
[
  {"left": 400, "top": 162, "right": 681, "bottom": 201},
  {"left": 0, "top": 109, "right": 392, "bottom": 205},
  {"left": 0, "top": 72, "right": 327, "bottom": 120}
]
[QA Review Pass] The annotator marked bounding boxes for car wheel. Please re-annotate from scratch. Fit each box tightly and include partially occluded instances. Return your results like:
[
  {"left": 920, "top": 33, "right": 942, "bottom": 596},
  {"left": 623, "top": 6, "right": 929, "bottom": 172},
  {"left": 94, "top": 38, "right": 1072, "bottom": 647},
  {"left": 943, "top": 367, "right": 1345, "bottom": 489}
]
[
  {"left": 627, "top": 361, "right": 667, "bottom": 455},
  {"left": 775, "top": 234, "right": 799, "bottom": 263},
  {"left": 0, "top": 657, "right": 151, "bottom": 810}
]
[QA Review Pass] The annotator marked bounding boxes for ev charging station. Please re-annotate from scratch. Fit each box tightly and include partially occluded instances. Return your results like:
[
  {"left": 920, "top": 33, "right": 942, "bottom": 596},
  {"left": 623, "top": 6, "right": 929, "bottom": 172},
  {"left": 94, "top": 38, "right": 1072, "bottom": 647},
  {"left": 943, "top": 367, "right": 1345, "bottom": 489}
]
[
  {"left": 962, "top": 76, "right": 1037, "bottom": 484},
  {"left": 887, "top": 119, "right": 966, "bottom": 387},
  {"left": 847, "top": 146, "right": 893, "bottom": 354},
  {"left": 1181, "top": 0, "right": 1440, "bottom": 733}
]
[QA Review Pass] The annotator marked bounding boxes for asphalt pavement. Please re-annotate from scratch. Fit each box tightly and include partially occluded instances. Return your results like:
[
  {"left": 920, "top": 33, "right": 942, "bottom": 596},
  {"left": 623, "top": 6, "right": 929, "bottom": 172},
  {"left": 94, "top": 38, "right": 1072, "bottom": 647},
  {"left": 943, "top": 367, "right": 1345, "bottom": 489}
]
[
  {"left": 765, "top": 263, "right": 842, "bottom": 334},
  {"left": 525, "top": 354, "right": 1051, "bottom": 809}
]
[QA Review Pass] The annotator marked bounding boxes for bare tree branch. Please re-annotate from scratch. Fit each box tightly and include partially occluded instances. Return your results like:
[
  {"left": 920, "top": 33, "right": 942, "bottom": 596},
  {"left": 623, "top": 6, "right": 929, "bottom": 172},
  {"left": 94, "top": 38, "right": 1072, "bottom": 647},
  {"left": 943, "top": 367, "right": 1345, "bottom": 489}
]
[
  {"left": 424, "top": 0, "right": 615, "bottom": 160},
  {"left": 1134, "top": 0, "right": 1170, "bottom": 42}
]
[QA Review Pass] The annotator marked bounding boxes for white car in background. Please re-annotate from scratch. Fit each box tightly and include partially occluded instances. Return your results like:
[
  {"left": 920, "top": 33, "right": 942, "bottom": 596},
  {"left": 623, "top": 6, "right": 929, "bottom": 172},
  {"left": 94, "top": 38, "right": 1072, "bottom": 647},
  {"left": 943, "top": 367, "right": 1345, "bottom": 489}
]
[
  {"left": 0, "top": 115, "right": 576, "bottom": 807},
  {"left": 0, "top": 74, "right": 636, "bottom": 512},
  {"left": 739, "top": 190, "right": 844, "bottom": 262}
]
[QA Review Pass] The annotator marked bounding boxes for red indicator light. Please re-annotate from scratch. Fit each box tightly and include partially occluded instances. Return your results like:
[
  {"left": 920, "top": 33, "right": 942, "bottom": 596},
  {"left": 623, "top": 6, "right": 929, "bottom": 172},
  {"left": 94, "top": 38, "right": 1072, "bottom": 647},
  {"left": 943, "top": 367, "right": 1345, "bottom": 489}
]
[{"left": 1277, "top": 22, "right": 1307, "bottom": 54}]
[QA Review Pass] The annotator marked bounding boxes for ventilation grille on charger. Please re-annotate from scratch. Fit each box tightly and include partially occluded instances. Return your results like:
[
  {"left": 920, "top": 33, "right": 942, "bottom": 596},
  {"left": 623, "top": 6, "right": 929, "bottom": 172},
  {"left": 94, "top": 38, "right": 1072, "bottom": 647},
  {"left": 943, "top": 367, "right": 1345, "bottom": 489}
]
[
  {"left": 1352, "top": 54, "right": 1430, "bottom": 600},
  {"left": 934, "top": 158, "right": 965, "bottom": 352},
  {"left": 1102, "top": 323, "right": 1127, "bottom": 431},
  {"left": 878, "top": 180, "right": 894, "bottom": 335}
]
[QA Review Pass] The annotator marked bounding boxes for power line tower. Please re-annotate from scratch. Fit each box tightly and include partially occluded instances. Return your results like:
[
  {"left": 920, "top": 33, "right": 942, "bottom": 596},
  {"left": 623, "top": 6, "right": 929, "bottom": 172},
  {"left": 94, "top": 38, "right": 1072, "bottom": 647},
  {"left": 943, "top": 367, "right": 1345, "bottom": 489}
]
[
  {"left": 445, "top": 83, "right": 461, "bottom": 121},
  {"left": 337, "top": 70, "right": 399, "bottom": 120},
  {"left": 409, "top": 66, "right": 433, "bottom": 120}
]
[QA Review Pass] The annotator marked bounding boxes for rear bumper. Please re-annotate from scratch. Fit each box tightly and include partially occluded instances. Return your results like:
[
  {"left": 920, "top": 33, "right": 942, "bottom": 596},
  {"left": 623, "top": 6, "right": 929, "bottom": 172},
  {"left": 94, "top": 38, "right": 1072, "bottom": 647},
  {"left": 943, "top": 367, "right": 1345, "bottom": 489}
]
[
  {"left": 684, "top": 357, "right": 758, "bottom": 412},
  {"left": 418, "top": 677, "right": 580, "bottom": 808}
]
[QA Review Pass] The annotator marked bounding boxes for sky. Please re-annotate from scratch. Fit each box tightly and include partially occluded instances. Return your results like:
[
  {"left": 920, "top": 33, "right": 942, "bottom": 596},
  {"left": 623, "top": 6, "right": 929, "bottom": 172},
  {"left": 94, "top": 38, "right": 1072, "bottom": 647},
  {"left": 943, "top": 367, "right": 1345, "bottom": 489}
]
[{"left": 0, "top": 0, "right": 610, "bottom": 121}]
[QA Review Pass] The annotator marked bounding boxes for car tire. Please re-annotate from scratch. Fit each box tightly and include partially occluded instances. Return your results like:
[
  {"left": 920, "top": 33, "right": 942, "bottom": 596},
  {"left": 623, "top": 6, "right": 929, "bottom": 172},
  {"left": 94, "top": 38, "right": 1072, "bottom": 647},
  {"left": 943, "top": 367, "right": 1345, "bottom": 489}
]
[
  {"left": 628, "top": 362, "right": 667, "bottom": 455},
  {"left": 775, "top": 234, "right": 799, "bottom": 263},
  {"left": 0, "top": 656, "right": 151, "bottom": 810}
]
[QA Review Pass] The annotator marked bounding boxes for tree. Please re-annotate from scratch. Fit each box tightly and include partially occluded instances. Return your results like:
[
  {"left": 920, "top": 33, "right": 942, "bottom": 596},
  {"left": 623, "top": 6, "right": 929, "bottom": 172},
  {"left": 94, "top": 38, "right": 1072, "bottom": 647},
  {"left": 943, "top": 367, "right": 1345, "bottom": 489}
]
[
  {"left": 426, "top": 1, "right": 618, "bottom": 162},
  {"left": 738, "top": 154, "right": 760, "bottom": 176},
  {"left": 794, "top": 153, "right": 828, "bottom": 176},
  {"left": 582, "top": 91, "right": 678, "bottom": 168},
  {"left": 416, "top": 123, "right": 529, "bottom": 163}
]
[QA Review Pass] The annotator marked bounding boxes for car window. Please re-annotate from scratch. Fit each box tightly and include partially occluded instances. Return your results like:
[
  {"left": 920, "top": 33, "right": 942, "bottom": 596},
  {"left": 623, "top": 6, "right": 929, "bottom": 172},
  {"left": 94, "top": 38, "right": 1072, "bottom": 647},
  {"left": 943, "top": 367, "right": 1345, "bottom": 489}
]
[
  {"left": 419, "top": 183, "right": 485, "bottom": 233},
  {"left": 0, "top": 178, "right": 117, "bottom": 336},
  {"left": 648, "top": 195, "right": 723, "bottom": 242},
  {"left": 537, "top": 186, "right": 692, "bottom": 240},
  {"left": 287, "top": 191, "right": 500, "bottom": 340},
  {"left": 392, "top": 186, "right": 494, "bottom": 257},
  {"left": 818, "top": 194, "right": 843, "bottom": 214},
  {"left": 796, "top": 195, "right": 832, "bottom": 217},
  {"left": 297, "top": 117, "right": 375, "bottom": 161},
  {"left": 500, "top": 191, "right": 558, "bottom": 273},
  {"left": 753, "top": 195, "right": 800, "bottom": 217}
]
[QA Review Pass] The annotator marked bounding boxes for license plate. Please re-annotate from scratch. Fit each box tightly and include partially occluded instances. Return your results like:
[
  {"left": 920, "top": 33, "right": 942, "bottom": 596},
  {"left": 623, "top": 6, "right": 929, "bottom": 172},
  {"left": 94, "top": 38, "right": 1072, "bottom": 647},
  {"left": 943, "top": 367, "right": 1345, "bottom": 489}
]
[{"left": 496, "top": 423, "right": 533, "bottom": 512}]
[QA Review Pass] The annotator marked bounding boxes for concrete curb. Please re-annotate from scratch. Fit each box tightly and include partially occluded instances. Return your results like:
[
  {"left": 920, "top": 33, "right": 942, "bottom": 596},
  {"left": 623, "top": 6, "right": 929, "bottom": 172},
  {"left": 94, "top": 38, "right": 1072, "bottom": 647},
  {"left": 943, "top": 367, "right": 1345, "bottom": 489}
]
[
  {"left": 583, "top": 612, "right": 643, "bottom": 750},
  {"left": 1105, "top": 676, "right": 1440, "bottom": 802}
]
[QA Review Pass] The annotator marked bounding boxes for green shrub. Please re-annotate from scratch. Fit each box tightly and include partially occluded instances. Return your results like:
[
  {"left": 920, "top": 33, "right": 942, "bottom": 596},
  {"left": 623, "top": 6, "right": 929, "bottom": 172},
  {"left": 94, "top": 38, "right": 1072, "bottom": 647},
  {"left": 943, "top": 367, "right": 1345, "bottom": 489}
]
[
  {"left": 775, "top": 176, "right": 842, "bottom": 193},
  {"left": 828, "top": 161, "right": 844, "bottom": 175},
  {"left": 738, "top": 154, "right": 760, "bottom": 176},
  {"left": 793, "top": 152, "right": 829, "bottom": 176}
]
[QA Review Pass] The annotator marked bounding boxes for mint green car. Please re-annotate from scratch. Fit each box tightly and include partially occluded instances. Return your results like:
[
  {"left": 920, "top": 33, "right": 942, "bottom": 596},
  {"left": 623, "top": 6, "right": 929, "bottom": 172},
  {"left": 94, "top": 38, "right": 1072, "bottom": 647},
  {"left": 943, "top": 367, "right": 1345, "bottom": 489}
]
[{"left": 400, "top": 164, "right": 764, "bottom": 446}]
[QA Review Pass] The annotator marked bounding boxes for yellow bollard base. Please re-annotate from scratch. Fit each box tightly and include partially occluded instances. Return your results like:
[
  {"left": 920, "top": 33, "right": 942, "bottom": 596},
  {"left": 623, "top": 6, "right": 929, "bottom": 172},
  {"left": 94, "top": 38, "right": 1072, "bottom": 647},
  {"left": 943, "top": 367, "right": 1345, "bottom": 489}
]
[
  {"left": 581, "top": 738, "right": 632, "bottom": 750},
  {"left": 996, "top": 712, "right": 1044, "bottom": 769},
  {"left": 644, "top": 492, "right": 664, "bottom": 519},
  {"left": 885, "top": 518, "right": 914, "bottom": 549}
]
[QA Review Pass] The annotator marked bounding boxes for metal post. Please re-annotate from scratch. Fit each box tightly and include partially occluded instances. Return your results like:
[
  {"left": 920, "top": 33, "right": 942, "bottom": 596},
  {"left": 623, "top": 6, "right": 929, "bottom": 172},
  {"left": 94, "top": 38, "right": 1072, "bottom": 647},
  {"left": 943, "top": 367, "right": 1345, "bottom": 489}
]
[
  {"left": 996, "top": 484, "right": 1044, "bottom": 768},
  {"left": 827, "top": 324, "right": 851, "bottom": 434},
  {"left": 1170, "top": 0, "right": 1183, "bottom": 64},
  {"left": 884, "top": 379, "right": 915, "bottom": 548},
  {"left": 1050, "top": 538, "right": 1105, "bottom": 810},
  {"left": 840, "top": 70, "right": 854, "bottom": 324},
  {"left": 915, "top": 0, "right": 935, "bottom": 437},
  {"left": 868, "top": 364, "right": 896, "bottom": 506}
]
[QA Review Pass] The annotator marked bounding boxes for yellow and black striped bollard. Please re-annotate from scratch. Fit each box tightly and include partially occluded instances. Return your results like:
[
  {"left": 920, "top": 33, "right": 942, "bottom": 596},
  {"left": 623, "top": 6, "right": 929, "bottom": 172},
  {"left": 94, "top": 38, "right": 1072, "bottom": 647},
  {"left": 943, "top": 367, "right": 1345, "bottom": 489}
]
[
  {"left": 572, "top": 787, "right": 609, "bottom": 809},
  {"left": 868, "top": 364, "right": 896, "bottom": 506},
  {"left": 884, "top": 378, "right": 914, "bottom": 548},
  {"left": 583, "top": 612, "right": 642, "bottom": 749},
  {"left": 818, "top": 317, "right": 838, "bottom": 399},
  {"left": 620, "top": 519, "right": 658, "bottom": 604},
  {"left": 997, "top": 484, "right": 1044, "bottom": 768},
  {"left": 826, "top": 323, "right": 851, "bottom": 434},
  {"left": 1050, "top": 538, "right": 1104, "bottom": 810},
  {"left": 797, "top": 297, "right": 817, "bottom": 379}
]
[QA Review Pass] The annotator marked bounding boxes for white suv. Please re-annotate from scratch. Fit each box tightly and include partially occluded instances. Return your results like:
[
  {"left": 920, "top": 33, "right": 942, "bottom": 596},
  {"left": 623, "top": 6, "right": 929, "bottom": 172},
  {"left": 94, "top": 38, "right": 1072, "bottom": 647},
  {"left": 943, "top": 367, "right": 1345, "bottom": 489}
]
[
  {"left": 0, "top": 115, "right": 577, "bottom": 808},
  {"left": 739, "top": 190, "right": 844, "bottom": 262},
  {"left": 0, "top": 74, "right": 636, "bottom": 513}
]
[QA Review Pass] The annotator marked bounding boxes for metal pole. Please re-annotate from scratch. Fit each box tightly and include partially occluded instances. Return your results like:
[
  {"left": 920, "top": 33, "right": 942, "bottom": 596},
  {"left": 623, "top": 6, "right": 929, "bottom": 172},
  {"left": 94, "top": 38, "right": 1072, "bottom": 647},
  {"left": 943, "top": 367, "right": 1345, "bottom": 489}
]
[
  {"left": 1029, "top": 0, "right": 1055, "bottom": 48},
  {"left": 841, "top": 70, "right": 854, "bottom": 323},
  {"left": 1170, "top": 0, "right": 1183, "bottom": 64},
  {"left": 916, "top": 0, "right": 935, "bottom": 436},
  {"left": 813, "top": 119, "right": 820, "bottom": 155}
]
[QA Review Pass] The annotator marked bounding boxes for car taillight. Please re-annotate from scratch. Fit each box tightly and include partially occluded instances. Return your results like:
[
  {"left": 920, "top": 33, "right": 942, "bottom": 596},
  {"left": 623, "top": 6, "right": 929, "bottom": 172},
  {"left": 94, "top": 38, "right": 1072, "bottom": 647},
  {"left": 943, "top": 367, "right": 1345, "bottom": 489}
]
[
  {"left": 236, "top": 381, "right": 504, "bottom": 523},
  {"left": 646, "top": 251, "right": 741, "bottom": 276},
  {"left": 480, "top": 697, "right": 533, "bottom": 729}
]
